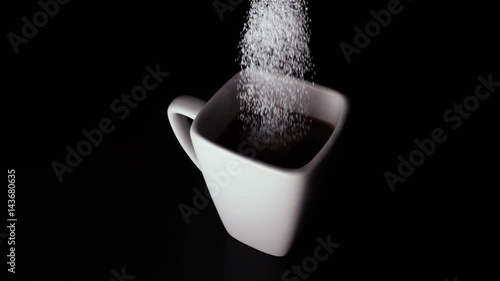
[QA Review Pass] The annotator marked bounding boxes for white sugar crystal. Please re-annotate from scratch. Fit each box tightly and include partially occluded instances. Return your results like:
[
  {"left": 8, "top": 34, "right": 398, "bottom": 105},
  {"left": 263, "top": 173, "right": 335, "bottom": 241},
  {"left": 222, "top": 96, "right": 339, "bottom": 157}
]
[{"left": 238, "top": 0, "right": 314, "bottom": 151}]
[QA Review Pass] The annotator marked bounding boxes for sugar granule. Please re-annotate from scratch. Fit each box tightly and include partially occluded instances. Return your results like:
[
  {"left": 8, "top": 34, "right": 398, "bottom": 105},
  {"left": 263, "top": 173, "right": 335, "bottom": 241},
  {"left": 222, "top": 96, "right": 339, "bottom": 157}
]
[{"left": 238, "top": 0, "right": 314, "bottom": 151}]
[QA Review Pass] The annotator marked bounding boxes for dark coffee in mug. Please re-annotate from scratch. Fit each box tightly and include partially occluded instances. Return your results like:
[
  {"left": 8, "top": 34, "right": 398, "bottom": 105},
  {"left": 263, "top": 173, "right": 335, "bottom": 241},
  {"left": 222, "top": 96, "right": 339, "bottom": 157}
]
[{"left": 216, "top": 114, "right": 335, "bottom": 168}]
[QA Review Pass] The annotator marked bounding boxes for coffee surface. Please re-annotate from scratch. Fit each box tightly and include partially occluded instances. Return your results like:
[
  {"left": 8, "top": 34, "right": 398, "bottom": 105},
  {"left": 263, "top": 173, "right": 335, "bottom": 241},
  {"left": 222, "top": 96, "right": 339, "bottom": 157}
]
[{"left": 216, "top": 115, "right": 334, "bottom": 169}]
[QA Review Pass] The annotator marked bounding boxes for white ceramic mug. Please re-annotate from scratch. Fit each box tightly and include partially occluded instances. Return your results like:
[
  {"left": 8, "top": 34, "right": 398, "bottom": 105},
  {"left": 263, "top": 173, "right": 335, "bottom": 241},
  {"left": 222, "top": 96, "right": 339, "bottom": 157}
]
[{"left": 168, "top": 71, "right": 349, "bottom": 256}]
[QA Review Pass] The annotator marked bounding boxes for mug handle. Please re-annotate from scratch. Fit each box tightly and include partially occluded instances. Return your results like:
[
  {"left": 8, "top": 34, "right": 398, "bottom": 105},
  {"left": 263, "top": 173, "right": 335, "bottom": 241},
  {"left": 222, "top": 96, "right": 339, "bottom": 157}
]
[{"left": 167, "top": 96, "right": 206, "bottom": 170}]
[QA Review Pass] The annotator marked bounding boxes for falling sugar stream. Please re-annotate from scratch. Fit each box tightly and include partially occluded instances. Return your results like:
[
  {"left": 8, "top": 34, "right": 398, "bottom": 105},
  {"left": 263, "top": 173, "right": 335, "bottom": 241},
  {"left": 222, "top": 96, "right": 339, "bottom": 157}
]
[{"left": 237, "top": 0, "right": 314, "bottom": 151}]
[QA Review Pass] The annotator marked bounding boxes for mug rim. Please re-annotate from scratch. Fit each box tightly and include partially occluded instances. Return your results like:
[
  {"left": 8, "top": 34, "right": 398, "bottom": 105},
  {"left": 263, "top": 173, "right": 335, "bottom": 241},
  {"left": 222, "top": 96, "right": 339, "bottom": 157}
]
[{"left": 191, "top": 71, "right": 349, "bottom": 175}]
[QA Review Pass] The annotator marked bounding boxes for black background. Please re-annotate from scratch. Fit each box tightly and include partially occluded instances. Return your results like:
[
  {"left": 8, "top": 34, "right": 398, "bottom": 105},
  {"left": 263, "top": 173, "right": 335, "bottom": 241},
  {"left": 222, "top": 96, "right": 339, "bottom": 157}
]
[{"left": 4, "top": 0, "right": 498, "bottom": 280}]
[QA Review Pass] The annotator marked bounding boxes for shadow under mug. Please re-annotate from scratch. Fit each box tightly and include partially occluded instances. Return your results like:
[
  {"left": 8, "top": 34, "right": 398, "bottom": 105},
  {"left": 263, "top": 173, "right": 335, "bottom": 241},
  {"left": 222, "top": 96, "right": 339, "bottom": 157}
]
[{"left": 167, "top": 71, "right": 349, "bottom": 256}]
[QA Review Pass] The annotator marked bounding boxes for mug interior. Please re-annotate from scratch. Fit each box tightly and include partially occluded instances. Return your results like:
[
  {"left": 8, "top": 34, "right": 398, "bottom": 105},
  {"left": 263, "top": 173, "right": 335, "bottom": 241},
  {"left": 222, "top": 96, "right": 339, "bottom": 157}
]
[
  {"left": 193, "top": 71, "right": 348, "bottom": 168},
  {"left": 194, "top": 73, "right": 240, "bottom": 142}
]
